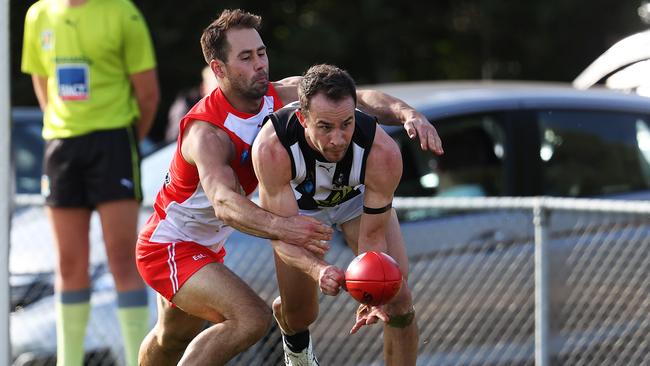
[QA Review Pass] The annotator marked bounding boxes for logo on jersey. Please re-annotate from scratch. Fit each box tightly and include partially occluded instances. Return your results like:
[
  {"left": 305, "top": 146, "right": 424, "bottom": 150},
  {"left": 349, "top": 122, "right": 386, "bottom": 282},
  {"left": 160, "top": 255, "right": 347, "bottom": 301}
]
[
  {"left": 40, "top": 30, "right": 53, "bottom": 50},
  {"left": 164, "top": 172, "right": 171, "bottom": 185},
  {"left": 56, "top": 63, "right": 89, "bottom": 101},
  {"left": 332, "top": 173, "right": 346, "bottom": 190},
  {"left": 315, "top": 186, "right": 360, "bottom": 208},
  {"left": 318, "top": 163, "right": 333, "bottom": 173},
  {"left": 296, "top": 179, "right": 315, "bottom": 195},
  {"left": 240, "top": 149, "right": 250, "bottom": 165}
]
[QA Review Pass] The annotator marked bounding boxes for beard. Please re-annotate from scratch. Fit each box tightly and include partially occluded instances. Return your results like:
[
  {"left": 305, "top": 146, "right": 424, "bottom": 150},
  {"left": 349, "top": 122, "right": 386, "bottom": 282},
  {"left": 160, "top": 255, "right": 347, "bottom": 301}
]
[
  {"left": 241, "top": 82, "right": 268, "bottom": 99},
  {"left": 231, "top": 72, "right": 269, "bottom": 99}
]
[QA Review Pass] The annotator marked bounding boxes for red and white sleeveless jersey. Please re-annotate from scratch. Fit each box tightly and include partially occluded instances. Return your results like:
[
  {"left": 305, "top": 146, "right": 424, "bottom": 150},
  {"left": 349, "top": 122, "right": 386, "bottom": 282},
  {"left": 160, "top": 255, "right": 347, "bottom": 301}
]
[{"left": 139, "top": 85, "right": 284, "bottom": 248}]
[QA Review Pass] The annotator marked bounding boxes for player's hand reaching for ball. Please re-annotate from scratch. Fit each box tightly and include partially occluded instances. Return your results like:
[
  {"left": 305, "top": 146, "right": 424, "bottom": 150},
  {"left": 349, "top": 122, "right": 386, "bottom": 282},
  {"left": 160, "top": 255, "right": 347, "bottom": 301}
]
[
  {"left": 279, "top": 215, "right": 333, "bottom": 256},
  {"left": 319, "top": 265, "right": 345, "bottom": 296},
  {"left": 349, "top": 304, "right": 390, "bottom": 334}
]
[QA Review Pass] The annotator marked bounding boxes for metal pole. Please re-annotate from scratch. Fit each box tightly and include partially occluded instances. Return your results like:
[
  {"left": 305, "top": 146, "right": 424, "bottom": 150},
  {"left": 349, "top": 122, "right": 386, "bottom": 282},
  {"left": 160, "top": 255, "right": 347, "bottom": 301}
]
[
  {"left": 533, "top": 200, "right": 550, "bottom": 366},
  {"left": 0, "top": 0, "right": 11, "bottom": 363}
]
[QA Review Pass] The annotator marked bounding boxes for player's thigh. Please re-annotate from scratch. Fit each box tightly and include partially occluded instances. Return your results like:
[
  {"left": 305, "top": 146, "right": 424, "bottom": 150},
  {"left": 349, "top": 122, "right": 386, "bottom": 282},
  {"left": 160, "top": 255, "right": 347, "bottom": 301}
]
[
  {"left": 172, "top": 262, "right": 268, "bottom": 324},
  {"left": 273, "top": 252, "right": 319, "bottom": 314}
]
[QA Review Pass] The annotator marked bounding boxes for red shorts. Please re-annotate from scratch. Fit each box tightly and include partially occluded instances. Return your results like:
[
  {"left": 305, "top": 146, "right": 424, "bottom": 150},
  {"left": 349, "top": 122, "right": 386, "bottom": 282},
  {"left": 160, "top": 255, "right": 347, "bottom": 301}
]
[{"left": 136, "top": 239, "right": 226, "bottom": 302}]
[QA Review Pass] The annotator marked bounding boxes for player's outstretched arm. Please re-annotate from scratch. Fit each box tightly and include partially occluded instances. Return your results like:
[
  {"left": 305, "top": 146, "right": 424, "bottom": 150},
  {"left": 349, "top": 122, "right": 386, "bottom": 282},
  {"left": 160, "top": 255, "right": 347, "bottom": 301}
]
[
  {"left": 272, "top": 77, "right": 443, "bottom": 155},
  {"left": 182, "top": 120, "right": 332, "bottom": 249},
  {"left": 356, "top": 89, "right": 444, "bottom": 155}
]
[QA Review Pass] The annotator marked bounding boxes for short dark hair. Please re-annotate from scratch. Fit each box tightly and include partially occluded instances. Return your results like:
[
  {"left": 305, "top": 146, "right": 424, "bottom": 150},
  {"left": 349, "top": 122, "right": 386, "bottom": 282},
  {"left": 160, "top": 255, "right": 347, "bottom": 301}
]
[
  {"left": 298, "top": 64, "right": 357, "bottom": 114},
  {"left": 200, "top": 9, "right": 262, "bottom": 64}
]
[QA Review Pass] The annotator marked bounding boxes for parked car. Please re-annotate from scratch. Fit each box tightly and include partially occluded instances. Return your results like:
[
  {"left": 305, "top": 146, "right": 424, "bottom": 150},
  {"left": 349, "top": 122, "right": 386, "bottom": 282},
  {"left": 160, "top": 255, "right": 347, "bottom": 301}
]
[
  {"left": 378, "top": 81, "right": 650, "bottom": 201},
  {"left": 11, "top": 81, "right": 650, "bottom": 365}
]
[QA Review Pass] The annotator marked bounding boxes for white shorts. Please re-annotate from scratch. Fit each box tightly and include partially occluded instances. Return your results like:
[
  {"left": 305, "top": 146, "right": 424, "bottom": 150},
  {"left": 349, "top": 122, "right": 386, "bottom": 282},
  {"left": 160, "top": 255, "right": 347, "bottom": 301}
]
[{"left": 299, "top": 191, "right": 364, "bottom": 230}]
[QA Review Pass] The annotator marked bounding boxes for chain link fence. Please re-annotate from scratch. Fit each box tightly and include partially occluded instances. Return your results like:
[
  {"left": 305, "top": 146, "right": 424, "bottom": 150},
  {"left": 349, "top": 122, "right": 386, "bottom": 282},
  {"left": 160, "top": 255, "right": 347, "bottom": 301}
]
[{"left": 9, "top": 197, "right": 650, "bottom": 365}]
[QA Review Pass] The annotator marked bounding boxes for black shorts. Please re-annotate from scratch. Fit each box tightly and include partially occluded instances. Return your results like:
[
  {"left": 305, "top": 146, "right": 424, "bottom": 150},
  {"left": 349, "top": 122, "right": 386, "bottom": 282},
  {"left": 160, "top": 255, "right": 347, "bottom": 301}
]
[{"left": 42, "top": 125, "right": 142, "bottom": 208}]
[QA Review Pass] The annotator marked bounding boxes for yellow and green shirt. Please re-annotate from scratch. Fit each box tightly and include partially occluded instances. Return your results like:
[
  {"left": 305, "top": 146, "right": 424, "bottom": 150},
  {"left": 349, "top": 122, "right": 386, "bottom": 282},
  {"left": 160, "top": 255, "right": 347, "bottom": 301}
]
[{"left": 21, "top": 0, "right": 157, "bottom": 139}]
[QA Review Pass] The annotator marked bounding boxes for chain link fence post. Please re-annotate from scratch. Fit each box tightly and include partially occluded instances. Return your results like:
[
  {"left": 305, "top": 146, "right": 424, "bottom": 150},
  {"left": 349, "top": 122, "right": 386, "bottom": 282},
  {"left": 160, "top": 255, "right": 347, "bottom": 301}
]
[
  {"left": 534, "top": 199, "right": 550, "bottom": 366},
  {"left": 1, "top": 0, "right": 11, "bottom": 363}
]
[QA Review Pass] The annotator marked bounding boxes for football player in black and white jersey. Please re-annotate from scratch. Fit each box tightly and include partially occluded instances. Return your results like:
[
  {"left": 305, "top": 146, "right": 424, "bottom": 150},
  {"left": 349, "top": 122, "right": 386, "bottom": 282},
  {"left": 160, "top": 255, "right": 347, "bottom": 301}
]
[{"left": 253, "top": 64, "right": 418, "bottom": 366}]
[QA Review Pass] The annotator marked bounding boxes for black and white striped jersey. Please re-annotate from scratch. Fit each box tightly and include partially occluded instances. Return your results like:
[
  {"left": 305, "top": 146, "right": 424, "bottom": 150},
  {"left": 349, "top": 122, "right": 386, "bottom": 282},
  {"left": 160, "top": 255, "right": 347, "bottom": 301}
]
[{"left": 267, "top": 102, "right": 377, "bottom": 210}]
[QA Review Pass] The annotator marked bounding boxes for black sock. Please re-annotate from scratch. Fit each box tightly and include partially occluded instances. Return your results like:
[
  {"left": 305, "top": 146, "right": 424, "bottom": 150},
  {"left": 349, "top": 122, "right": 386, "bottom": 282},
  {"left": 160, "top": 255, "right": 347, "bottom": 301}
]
[{"left": 283, "top": 329, "right": 310, "bottom": 352}]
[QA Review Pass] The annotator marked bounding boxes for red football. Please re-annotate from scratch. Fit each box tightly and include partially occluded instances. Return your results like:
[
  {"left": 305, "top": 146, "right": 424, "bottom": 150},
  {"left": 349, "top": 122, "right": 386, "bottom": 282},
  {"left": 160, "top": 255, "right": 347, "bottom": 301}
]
[{"left": 345, "top": 251, "right": 403, "bottom": 306}]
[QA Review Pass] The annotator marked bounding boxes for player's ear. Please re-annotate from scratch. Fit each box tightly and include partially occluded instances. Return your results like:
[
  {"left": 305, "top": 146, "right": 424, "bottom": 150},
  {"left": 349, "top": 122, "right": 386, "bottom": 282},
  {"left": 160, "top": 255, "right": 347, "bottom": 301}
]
[
  {"left": 296, "top": 109, "right": 307, "bottom": 127},
  {"left": 211, "top": 59, "right": 226, "bottom": 78}
]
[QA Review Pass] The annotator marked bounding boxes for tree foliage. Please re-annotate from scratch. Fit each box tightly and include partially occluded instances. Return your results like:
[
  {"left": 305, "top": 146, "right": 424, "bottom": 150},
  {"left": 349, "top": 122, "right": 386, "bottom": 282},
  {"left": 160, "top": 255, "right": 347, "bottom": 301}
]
[{"left": 10, "top": 0, "right": 647, "bottom": 141}]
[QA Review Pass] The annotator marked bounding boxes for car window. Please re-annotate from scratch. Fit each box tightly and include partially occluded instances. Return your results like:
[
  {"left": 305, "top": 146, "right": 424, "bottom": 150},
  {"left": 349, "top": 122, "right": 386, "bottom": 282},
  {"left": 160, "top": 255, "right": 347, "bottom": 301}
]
[
  {"left": 395, "top": 113, "right": 507, "bottom": 199},
  {"left": 12, "top": 112, "right": 44, "bottom": 195},
  {"left": 538, "top": 110, "right": 650, "bottom": 197}
]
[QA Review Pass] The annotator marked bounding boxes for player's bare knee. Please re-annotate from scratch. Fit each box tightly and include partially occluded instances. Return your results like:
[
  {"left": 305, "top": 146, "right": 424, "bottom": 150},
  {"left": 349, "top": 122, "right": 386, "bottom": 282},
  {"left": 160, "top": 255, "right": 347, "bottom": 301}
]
[
  {"left": 272, "top": 296, "right": 283, "bottom": 316},
  {"left": 272, "top": 298, "right": 290, "bottom": 331},
  {"left": 239, "top": 300, "right": 272, "bottom": 330},
  {"left": 255, "top": 320, "right": 273, "bottom": 342},
  {"left": 255, "top": 304, "right": 274, "bottom": 337},
  {"left": 237, "top": 304, "right": 273, "bottom": 344}
]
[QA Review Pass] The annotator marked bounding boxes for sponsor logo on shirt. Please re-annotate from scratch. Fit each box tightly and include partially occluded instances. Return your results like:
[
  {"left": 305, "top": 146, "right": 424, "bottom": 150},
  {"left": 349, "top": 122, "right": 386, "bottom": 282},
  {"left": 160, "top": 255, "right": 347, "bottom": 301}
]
[
  {"left": 56, "top": 63, "right": 89, "bottom": 101},
  {"left": 40, "top": 30, "right": 53, "bottom": 50},
  {"left": 315, "top": 186, "right": 359, "bottom": 207},
  {"left": 296, "top": 179, "right": 315, "bottom": 195},
  {"left": 318, "top": 164, "right": 333, "bottom": 173},
  {"left": 332, "top": 173, "right": 345, "bottom": 189}
]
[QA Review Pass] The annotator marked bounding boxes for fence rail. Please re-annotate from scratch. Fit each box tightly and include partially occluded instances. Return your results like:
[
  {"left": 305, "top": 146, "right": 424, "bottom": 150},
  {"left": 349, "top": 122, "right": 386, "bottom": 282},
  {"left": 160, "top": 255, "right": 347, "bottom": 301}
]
[{"left": 9, "top": 196, "right": 650, "bottom": 365}]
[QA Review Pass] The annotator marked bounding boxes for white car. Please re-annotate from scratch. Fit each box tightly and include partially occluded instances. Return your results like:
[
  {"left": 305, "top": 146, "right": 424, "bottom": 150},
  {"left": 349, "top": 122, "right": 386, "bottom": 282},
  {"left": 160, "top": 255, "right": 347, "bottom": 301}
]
[{"left": 573, "top": 29, "right": 650, "bottom": 97}]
